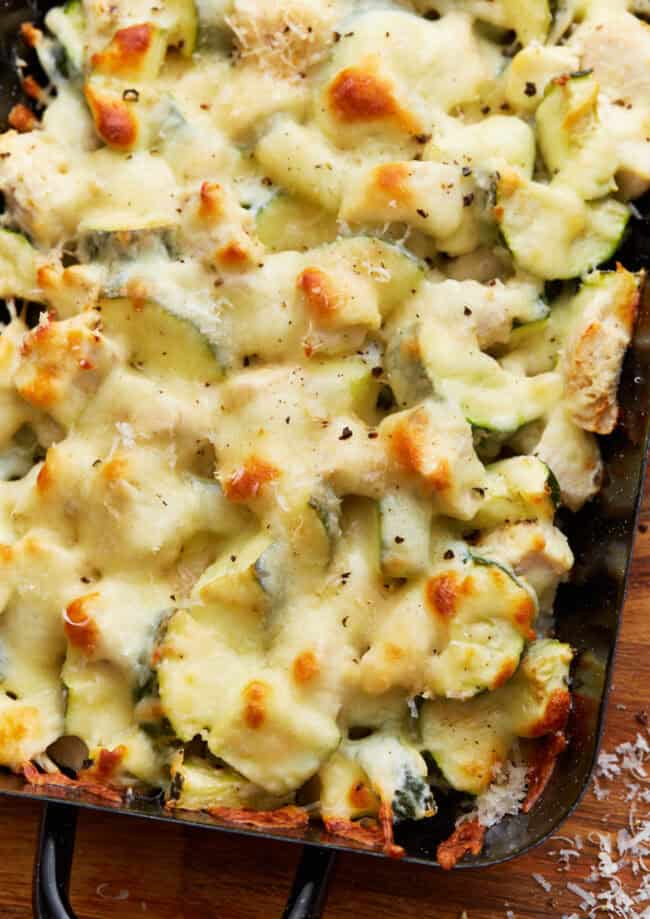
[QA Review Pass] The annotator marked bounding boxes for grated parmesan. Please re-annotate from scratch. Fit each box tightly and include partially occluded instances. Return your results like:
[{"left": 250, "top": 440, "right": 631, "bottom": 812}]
[{"left": 533, "top": 872, "right": 552, "bottom": 893}]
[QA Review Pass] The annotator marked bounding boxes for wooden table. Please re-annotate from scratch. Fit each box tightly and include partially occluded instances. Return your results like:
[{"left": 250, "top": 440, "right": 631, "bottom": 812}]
[{"left": 1, "top": 477, "right": 649, "bottom": 919}]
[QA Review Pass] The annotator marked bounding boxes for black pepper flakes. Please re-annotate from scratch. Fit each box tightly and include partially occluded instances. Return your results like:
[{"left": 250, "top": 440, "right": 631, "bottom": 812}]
[
  {"left": 416, "top": 208, "right": 429, "bottom": 218},
  {"left": 394, "top": 536, "right": 405, "bottom": 544},
  {"left": 636, "top": 710, "right": 649, "bottom": 726},
  {"left": 443, "top": 549, "right": 454, "bottom": 560},
  {"left": 462, "top": 166, "right": 472, "bottom": 177},
  {"left": 414, "top": 133, "right": 432, "bottom": 144},
  {"left": 524, "top": 81, "right": 537, "bottom": 97},
  {"left": 463, "top": 193, "right": 474, "bottom": 207},
  {"left": 339, "top": 426, "right": 353, "bottom": 441},
  {"left": 463, "top": 306, "right": 472, "bottom": 316},
  {"left": 368, "top": 431, "right": 379, "bottom": 439},
  {"left": 122, "top": 88, "right": 139, "bottom": 102}
]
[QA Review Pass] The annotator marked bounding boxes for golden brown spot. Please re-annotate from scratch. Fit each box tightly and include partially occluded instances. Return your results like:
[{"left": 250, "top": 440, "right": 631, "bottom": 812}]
[
  {"left": 384, "top": 642, "right": 404, "bottom": 662},
  {"left": 390, "top": 415, "right": 423, "bottom": 474},
  {"left": 0, "top": 713, "right": 29, "bottom": 754},
  {"left": 216, "top": 241, "right": 251, "bottom": 268},
  {"left": 243, "top": 680, "right": 268, "bottom": 729},
  {"left": 614, "top": 264, "right": 641, "bottom": 330},
  {"left": 36, "top": 460, "right": 53, "bottom": 494},
  {"left": 125, "top": 279, "right": 149, "bottom": 309},
  {"left": 426, "top": 458, "right": 451, "bottom": 492},
  {"left": 17, "top": 370, "right": 57, "bottom": 408},
  {"left": 80, "top": 745, "right": 127, "bottom": 783},
  {"left": 498, "top": 168, "right": 523, "bottom": 198},
  {"left": 91, "top": 23, "right": 156, "bottom": 76},
  {"left": 101, "top": 457, "right": 129, "bottom": 482},
  {"left": 425, "top": 572, "right": 460, "bottom": 619},
  {"left": 437, "top": 819, "right": 485, "bottom": 870},
  {"left": 531, "top": 533, "right": 546, "bottom": 552},
  {"left": 388, "top": 410, "right": 451, "bottom": 492},
  {"left": 528, "top": 688, "right": 571, "bottom": 738},
  {"left": 492, "top": 658, "right": 517, "bottom": 689},
  {"left": 224, "top": 457, "right": 279, "bottom": 503},
  {"left": 199, "top": 181, "right": 223, "bottom": 219},
  {"left": 514, "top": 595, "right": 536, "bottom": 638},
  {"left": 0, "top": 544, "right": 13, "bottom": 562},
  {"left": 20, "top": 22, "right": 42, "bottom": 47},
  {"left": 21, "top": 317, "right": 55, "bottom": 355},
  {"left": 8, "top": 104, "right": 38, "bottom": 133},
  {"left": 374, "top": 163, "right": 412, "bottom": 203},
  {"left": 292, "top": 650, "right": 320, "bottom": 684},
  {"left": 36, "top": 265, "right": 57, "bottom": 289},
  {"left": 84, "top": 84, "right": 138, "bottom": 149},
  {"left": 64, "top": 593, "right": 100, "bottom": 654},
  {"left": 297, "top": 267, "right": 338, "bottom": 320},
  {"left": 21, "top": 76, "right": 43, "bottom": 101},
  {"left": 66, "top": 328, "right": 83, "bottom": 346},
  {"left": 348, "top": 781, "right": 375, "bottom": 811},
  {"left": 328, "top": 65, "right": 417, "bottom": 133}
]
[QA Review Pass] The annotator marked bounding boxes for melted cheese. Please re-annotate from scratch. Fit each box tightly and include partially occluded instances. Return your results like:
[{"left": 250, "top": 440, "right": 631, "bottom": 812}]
[{"left": 0, "top": 0, "right": 642, "bottom": 846}]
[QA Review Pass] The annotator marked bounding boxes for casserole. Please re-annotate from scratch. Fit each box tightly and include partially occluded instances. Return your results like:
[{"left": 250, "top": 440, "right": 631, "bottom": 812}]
[{"left": 0, "top": 0, "right": 647, "bottom": 916}]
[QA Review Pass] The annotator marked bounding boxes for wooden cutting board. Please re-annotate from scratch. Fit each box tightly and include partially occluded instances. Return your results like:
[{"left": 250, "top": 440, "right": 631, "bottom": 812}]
[{"left": 0, "top": 471, "right": 648, "bottom": 919}]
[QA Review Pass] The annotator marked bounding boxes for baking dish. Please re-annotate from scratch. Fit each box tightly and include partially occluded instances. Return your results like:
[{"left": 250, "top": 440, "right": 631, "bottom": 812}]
[{"left": 0, "top": 0, "right": 648, "bottom": 915}]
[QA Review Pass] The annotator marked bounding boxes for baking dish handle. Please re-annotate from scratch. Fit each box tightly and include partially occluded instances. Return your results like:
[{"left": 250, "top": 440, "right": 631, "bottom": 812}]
[
  {"left": 33, "top": 801, "right": 78, "bottom": 919},
  {"left": 282, "top": 846, "right": 337, "bottom": 919},
  {"left": 32, "top": 804, "right": 336, "bottom": 919}
]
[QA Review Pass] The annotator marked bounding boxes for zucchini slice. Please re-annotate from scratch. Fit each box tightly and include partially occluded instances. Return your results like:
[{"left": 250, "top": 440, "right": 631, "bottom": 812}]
[
  {"left": 379, "top": 489, "right": 431, "bottom": 578},
  {"left": 306, "top": 357, "right": 383, "bottom": 424},
  {"left": 97, "top": 297, "right": 222, "bottom": 383},
  {"left": 420, "top": 638, "right": 572, "bottom": 794},
  {"left": 496, "top": 172, "right": 629, "bottom": 280},
  {"left": 193, "top": 532, "right": 273, "bottom": 611},
  {"left": 342, "top": 733, "right": 435, "bottom": 821},
  {"left": 256, "top": 193, "right": 340, "bottom": 252},
  {"left": 90, "top": 23, "right": 168, "bottom": 81},
  {"left": 536, "top": 72, "right": 617, "bottom": 201},
  {"left": 164, "top": 0, "right": 199, "bottom": 57},
  {"left": 45, "top": 0, "right": 86, "bottom": 75},
  {"left": 471, "top": 455, "right": 559, "bottom": 529},
  {"left": 168, "top": 753, "right": 289, "bottom": 811},
  {"left": 424, "top": 553, "right": 535, "bottom": 700},
  {"left": 0, "top": 229, "right": 37, "bottom": 299},
  {"left": 419, "top": 316, "right": 563, "bottom": 433}
]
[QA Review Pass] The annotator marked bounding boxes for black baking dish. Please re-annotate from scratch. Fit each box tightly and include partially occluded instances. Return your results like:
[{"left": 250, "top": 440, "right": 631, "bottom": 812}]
[{"left": 0, "top": 1, "right": 649, "bottom": 915}]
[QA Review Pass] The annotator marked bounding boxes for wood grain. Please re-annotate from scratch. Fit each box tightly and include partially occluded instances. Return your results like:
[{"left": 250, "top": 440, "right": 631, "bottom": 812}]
[{"left": 1, "top": 473, "right": 649, "bottom": 918}]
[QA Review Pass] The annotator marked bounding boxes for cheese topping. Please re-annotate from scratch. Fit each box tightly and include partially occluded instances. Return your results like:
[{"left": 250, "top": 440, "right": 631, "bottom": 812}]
[{"left": 0, "top": 0, "right": 645, "bottom": 864}]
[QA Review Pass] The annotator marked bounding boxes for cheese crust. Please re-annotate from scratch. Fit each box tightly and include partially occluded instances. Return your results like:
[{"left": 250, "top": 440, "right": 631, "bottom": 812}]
[{"left": 0, "top": 0, "right": 645, "bottom": 865}]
